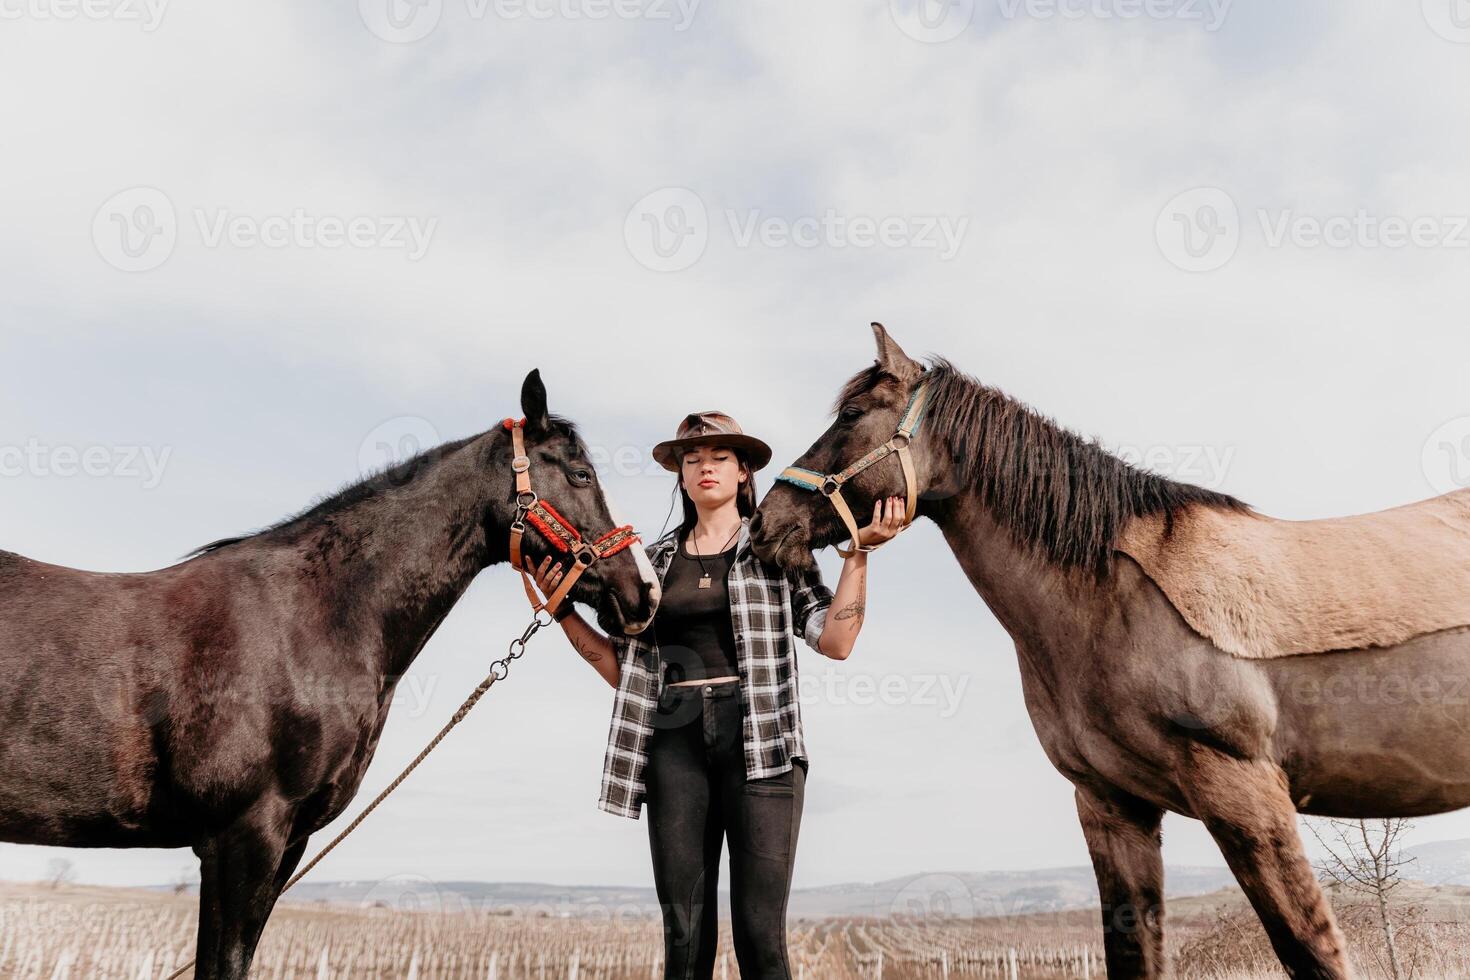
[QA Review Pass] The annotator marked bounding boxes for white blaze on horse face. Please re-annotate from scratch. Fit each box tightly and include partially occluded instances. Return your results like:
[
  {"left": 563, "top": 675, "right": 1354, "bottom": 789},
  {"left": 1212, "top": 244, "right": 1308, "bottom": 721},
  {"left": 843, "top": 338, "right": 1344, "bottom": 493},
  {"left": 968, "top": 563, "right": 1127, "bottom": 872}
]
[{"left": 601, "top": 492, "right": 661, "bottom": 617}]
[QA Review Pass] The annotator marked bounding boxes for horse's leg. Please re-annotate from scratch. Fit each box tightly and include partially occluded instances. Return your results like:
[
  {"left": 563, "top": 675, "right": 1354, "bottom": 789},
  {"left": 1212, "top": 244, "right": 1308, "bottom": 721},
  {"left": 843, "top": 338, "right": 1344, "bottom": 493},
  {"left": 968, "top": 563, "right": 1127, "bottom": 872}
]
[
  {"left": 191, "top": 844, "right": 226, "bottom": 977},
  {"left": 274, "top": 836, "right": 309, "bottom": 893},
  {"left": 1075, "top": 785, "right": 1166, "bottom": 979},
  {"left": 1179, "top": 743, "right": 1352, "bottom": 979},
  {"left": 192, "top": 804, "right": 295, "bottom": 980}
]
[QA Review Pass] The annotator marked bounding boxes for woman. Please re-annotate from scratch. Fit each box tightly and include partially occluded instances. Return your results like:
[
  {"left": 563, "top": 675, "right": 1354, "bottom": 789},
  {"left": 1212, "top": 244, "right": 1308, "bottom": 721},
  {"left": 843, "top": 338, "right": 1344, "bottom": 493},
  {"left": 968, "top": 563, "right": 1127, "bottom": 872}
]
[{"left": 532, "top": 410, "right": 902, "bottom": 979}]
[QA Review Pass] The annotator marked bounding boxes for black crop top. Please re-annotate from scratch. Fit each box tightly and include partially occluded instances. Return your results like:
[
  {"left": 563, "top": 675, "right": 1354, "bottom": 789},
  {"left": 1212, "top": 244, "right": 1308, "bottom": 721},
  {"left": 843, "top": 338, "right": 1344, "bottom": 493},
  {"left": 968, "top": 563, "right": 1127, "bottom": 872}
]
[{"left": 654, "top": 534, "right": 739, "bottom": 684}]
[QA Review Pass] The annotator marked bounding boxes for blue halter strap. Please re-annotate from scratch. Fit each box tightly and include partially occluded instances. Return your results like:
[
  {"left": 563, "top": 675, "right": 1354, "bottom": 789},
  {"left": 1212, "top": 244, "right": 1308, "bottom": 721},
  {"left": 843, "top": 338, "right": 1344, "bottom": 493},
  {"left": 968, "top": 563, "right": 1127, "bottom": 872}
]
[{"left": 775, "top": 380, "right": 931, "bottom": 557}]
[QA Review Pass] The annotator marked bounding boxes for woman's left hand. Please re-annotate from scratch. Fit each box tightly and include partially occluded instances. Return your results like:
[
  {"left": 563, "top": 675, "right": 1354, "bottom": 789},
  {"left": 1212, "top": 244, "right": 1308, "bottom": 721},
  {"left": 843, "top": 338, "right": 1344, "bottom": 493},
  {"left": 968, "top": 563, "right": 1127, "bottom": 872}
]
[{"left": 857, "top": 495, "right": 906, "bottom": 549}]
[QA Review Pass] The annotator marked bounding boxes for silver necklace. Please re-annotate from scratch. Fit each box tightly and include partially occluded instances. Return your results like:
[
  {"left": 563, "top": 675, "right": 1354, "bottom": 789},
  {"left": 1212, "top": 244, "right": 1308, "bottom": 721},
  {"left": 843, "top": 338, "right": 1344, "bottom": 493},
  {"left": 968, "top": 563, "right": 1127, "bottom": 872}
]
[{"left": 690, "top": 522, "right": 740, "bottom": 589}]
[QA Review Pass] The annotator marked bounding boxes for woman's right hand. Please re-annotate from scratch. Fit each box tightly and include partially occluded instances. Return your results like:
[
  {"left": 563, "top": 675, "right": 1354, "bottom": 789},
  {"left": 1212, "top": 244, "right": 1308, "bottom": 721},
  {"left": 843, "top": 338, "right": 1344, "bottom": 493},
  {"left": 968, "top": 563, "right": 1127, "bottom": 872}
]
[{"left": 532, "top": 554, "right": 567, "bottom": 605}]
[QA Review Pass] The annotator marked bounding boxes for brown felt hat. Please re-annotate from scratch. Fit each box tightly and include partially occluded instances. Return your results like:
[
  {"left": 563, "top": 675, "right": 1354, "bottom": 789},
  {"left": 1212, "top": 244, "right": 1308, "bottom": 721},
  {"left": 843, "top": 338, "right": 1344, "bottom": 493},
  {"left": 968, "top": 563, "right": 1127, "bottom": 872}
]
[{"left": 651, "top": 411, "right": 773, "bottom": 473}]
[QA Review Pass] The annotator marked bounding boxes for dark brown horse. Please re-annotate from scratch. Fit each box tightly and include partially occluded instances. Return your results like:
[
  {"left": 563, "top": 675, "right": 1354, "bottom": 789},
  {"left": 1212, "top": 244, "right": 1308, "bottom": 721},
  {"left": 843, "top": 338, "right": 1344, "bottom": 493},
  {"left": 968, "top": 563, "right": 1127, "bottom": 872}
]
[
  {"left": 752, "top": 325, "right": 1470, "bottom": 980},
  {"left": 0, "top": 370, "right": 659, "bottom": 980}
]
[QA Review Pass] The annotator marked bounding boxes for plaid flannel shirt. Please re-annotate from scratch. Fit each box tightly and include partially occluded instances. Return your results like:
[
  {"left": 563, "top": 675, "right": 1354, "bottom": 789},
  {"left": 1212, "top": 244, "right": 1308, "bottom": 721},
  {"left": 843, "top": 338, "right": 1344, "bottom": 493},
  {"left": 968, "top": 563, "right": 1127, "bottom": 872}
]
[{"left": 597, "top": 515, "right": 833, "bottom": 819}]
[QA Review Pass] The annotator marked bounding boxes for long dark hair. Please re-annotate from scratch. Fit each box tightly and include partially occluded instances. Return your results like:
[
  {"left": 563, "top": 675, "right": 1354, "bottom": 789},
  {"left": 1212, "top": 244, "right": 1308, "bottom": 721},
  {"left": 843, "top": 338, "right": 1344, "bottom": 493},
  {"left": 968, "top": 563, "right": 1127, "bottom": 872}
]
[{"left": 665, "top": 445, "right": 758, "bottom": 542}]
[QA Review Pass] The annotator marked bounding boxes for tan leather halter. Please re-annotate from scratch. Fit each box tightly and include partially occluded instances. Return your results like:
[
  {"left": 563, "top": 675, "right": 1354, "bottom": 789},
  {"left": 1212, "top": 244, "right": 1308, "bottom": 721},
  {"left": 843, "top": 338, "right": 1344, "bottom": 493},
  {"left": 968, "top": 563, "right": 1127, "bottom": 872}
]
[
  {"left": 775, "top": 382, "right": 931, "bottom": 559},
  {"left": 503, "top": 417, "right": 639, "bottom": 618}
]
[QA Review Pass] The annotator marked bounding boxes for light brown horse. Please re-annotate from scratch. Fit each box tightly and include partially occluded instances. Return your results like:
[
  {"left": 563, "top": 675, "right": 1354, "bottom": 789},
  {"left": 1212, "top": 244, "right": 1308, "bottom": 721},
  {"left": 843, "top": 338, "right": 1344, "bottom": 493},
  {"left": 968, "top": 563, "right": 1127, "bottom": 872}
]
[{"left": 751, "top": 325, "right": 1470, "bottom": 980}]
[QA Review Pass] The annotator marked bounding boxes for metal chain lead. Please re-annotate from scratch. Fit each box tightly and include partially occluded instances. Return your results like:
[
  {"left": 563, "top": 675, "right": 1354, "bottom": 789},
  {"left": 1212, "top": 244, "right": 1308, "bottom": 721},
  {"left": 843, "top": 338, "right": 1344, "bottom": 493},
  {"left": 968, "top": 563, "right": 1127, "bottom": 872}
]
[
  {"left": 501, "top": 609, "right": 552, "bottom": 675},
  {"left": 161, "top": 611, "right": 547, "bottom": 980}
]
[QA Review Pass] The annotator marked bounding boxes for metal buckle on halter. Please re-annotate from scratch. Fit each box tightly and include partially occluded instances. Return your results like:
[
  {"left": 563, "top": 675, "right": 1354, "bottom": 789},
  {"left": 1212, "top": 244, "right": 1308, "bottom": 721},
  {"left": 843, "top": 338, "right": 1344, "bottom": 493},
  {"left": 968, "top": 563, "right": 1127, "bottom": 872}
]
[
  {"left": 891, "top": 433, "right": 910, "bottom": 450},
  {"left": 820, "top": 476, "right": 841, "bottom": 496},
  {"left": 516, "top": 489, "right": 538, "bottom": 509},
  {"left": 572, "top": 543, "right": 598, "bottom": 566},
  {"left": 511, "top": 455, "right": 530, "bottom": 473}
]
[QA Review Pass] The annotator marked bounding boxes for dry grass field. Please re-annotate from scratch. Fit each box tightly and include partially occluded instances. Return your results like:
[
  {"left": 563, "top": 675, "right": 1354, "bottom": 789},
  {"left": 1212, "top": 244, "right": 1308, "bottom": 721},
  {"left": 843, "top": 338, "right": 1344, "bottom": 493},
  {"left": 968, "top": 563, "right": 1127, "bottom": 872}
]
[{"left": 6, "top": 880, "right": 1470, "bottom": 978}]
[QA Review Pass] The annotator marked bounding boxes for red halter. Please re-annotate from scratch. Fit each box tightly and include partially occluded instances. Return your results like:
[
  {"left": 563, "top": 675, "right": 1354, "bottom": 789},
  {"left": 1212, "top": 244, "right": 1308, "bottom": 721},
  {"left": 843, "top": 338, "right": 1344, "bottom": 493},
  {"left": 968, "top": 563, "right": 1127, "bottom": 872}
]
[{"left": 502, "top": 417, "right": 639, "bottom": 618}]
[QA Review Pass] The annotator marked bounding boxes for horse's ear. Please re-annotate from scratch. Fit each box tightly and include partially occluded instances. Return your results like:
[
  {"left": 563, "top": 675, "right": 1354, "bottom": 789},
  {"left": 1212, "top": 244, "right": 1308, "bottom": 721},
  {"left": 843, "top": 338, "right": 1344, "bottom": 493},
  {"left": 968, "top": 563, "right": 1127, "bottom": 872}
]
[
  {"left": 871, "top": 322, "right": 921, "bottom": 382},
  {"left": 520, "top": 369, "right": 551, "bottom": 433}
]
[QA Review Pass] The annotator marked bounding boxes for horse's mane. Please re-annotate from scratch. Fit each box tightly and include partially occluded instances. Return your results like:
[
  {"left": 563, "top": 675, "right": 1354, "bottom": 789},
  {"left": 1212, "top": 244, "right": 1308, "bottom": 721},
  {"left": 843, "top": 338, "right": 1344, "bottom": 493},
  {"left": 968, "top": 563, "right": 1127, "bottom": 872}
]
[
  {"left": 188, "top": 416, "right": 586, "bottom": 558},
  {"left": 837, "top": 358, "right": 1247, "bottom": 575}
]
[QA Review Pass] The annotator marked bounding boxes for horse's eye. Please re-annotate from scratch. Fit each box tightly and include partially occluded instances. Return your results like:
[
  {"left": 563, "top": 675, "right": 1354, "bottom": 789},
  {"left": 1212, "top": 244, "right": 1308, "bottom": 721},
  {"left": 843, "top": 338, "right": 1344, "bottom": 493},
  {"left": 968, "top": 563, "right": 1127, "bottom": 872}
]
[
  {"left": 839, "top": 406, "right": 863, "bottom": 423},
  {"left": 571, "top": 469, "right": 593, "bottom": 485}
]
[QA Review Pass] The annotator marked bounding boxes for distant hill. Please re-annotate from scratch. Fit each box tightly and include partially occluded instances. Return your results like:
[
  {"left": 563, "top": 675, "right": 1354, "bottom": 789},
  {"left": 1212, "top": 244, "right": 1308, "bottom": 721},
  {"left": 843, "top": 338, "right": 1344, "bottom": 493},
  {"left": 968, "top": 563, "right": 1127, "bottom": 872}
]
[
  {"left": 271, "top": 865, "right": 1240, "bottom": 919},
  {"left": 257, "top": 838, "right": 1470, "bottom": 919},
  {"left": 137, "top": 838, "right": 1470, "bottom": 920},
  {"left": 1406, "top": 838, "right": 1470, "bottom": 885}
]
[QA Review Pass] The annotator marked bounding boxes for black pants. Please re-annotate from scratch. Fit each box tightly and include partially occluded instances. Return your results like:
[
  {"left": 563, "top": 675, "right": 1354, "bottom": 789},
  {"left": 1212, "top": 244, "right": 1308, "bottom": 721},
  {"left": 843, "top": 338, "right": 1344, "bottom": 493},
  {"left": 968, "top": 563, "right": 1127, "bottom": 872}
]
[{"left": 645, "top": 678, "right": 805, "bottom": 980}]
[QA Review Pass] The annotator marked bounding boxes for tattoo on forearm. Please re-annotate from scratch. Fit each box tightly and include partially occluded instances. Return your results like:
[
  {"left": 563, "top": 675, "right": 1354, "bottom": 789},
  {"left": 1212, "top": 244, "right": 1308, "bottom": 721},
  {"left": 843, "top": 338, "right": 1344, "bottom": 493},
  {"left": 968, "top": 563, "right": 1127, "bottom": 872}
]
[
  {"left": 835, "top": 600, "right": 865, "bottom": 622},
  {"left": 574, "top": 636, "right": 603, "bottom": 663}
]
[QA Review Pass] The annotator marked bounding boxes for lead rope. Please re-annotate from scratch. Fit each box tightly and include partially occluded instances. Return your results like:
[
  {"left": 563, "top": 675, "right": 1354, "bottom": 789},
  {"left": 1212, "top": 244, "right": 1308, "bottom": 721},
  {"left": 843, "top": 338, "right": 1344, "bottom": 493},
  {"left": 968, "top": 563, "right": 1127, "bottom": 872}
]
[{"left": 161, "top": 611, "right": 551, "bottom": 980}]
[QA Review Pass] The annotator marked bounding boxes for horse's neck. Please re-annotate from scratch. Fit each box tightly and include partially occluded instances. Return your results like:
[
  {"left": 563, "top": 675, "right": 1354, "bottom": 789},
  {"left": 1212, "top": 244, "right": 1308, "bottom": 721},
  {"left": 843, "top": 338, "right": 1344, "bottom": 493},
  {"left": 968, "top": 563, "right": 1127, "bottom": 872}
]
[
  {"left": 296, "top": 449, "right": 498, "bottom": 679},
  {"left": 926, "top": 489, "right": 1104, "bottom": 655}
]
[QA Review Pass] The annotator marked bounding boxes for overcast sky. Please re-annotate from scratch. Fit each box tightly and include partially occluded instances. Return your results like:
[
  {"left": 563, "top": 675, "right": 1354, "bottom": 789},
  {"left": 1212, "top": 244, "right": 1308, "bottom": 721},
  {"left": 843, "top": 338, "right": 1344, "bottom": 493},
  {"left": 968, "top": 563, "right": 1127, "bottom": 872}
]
[{"left": 4, "top": 0, "right": 1470, "bottom": 902}]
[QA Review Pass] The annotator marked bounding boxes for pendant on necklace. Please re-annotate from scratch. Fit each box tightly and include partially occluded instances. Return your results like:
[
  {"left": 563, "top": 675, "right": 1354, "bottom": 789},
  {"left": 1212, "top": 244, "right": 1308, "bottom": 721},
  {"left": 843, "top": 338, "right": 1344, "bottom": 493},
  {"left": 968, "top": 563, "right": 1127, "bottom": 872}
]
[{"left": 698, "top": 575, "right": 712, "bottom": 589}]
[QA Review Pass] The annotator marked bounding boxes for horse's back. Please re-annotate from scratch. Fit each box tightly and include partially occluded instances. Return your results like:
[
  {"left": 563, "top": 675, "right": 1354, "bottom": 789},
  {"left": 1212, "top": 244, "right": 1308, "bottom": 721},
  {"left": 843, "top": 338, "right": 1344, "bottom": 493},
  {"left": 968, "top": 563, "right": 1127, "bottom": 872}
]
[
  {"left": 0, "top": 549, "right": 257, "bottom": 847},
  {"left": 1119, "top": 489, "right": 1470, "bottom": 660},
  {"left": 0, "top": 549, "right": 207, "bottom": 680}
]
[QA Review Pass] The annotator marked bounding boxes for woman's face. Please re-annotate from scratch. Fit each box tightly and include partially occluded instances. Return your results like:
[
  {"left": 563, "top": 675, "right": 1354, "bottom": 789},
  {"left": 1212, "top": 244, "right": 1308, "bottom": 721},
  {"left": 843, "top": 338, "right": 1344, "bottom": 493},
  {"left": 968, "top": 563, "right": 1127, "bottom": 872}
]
[{"left": 680, "top": 444, "right": 746, "bottom": 509}]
